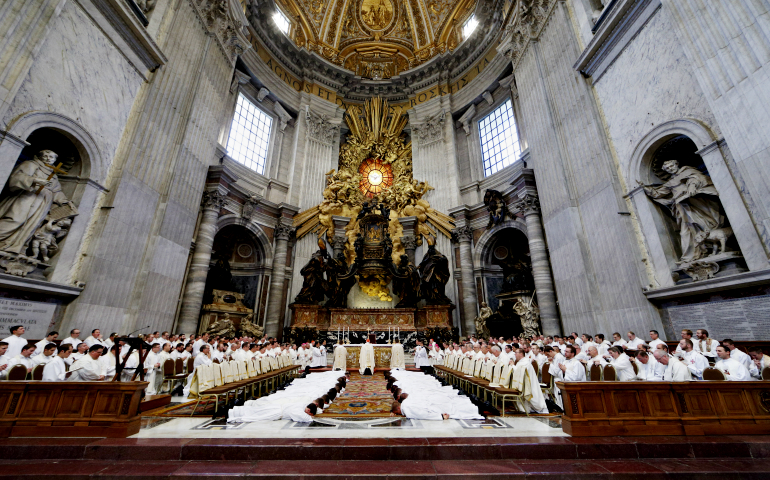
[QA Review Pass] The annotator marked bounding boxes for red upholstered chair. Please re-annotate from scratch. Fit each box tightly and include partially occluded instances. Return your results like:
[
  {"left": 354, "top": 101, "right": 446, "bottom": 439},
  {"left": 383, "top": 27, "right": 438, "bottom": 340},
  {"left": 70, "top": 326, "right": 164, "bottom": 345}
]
[
  {"left": 631, "top": 361, "right": 639, "bottom": 375},
  {"left": 213, "top": 358, "right": 220, "bottom": 364},
  {"left": 186, "top": 357, "right": 195, "bottom": 374},
  {"left": 7, "top": 364, "right": 28, "bottom": 381},
  {"left": 762, "top": 367, "right": 770, "bottom": 381},
  {"left": 32, "top": 364, "right": 45, "bottom": 381},
  {"left": 603, "top": 365, "right": 616, "bottom": 381},
  {"left": 703, "top": 367, "right": 726, "bottom": 381}
]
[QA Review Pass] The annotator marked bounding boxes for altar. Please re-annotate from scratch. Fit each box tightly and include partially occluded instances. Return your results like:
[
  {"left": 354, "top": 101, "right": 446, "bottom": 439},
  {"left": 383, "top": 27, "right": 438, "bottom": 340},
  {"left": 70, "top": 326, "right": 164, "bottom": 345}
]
[{"left": 336, "top": 344, "right": 394, "bottom": 369}]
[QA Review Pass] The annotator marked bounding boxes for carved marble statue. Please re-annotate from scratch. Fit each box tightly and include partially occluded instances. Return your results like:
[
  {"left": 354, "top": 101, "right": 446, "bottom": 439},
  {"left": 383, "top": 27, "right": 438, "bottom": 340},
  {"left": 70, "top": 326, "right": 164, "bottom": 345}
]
[
  {"left": 418, "top": 243, "right": 452, "bottom": 305},
  {"left": 393, "top": 254, "right": 420, "bottom": 308},
  {"left": 512, "top": 298, "right": 542, "bottom": 338},
  {"left": 293, "top": 240, "right": 329, "bottom": 305},
  {"left": 31, "top": 218, "right": 72, "bottom": 262},
  {"left": 325, "top": 252, "right": 354, "bottom": 308},
  {"left": 483, "top": 190, "right": 508, "bottom": 228},
  {"left": 0, "top": 150, "right": 76, "bottom": 256},
  {"left": 640, "top": 160, "right": 727, "bottom": 264},
  {"left": 495, "top": 254, "right": 535, "bottom": 293},
  {"left": 474, "top": 302, "right": 492, "bottom": 338},
  {"left": 239, "top": 314, "right": 264, "bottom": 338},
  {"left": 207, "top": 313, "right": 236, "bottom": 338}
]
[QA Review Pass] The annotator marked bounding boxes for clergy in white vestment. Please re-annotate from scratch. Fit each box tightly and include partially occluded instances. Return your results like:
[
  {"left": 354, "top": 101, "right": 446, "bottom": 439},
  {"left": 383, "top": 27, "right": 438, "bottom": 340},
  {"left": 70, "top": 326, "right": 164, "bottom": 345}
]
[
  {"left": 634, "top": 351, "right": 661, "bottom": 381},
  {"left": 183, "top": 345, "right": 213, "bottom": 397},
  {"left": 99, "top": 344, "right": 120, "bottom": 380},
  {"left": 390, "top": 339, "right": 405, "bottom": 369},
  {"left": 544, "top": 345, "right": 565, "bottom": 405},
  {"left": 143, "top": 343, "right": 163, "bottom": 394},
  {"left": 529, "top": 345, "right": 547, "bottom": 370},
  {"left": 748, "top": 347, "right": 770, "bottom": 379},
  {"left": 723, "top": 340, "right": 753, "bottom": 371},
  {"left": 608, "top": 347, "right": 636, "bottom": 381},
  {"left": 678, "top": 339, "right": 709, "bottom": 380},
  {"left": 653, "top": 350, "right": 692, "bottom": 381},
  {"left": 42, "top": 344, "right": 74, "bottom": 381},
  {"left": 229, "top": 401, "right": 317, "bottom": 423},
  {"left": 509, "top": 350, "right": 548, "bottom": 414},
  {"left": 84, "top": 329, "right": 106, "bottom": 348},
  {"left": 413, "top": 340, "right": 429, "bottom": 370},
  {"left": 192, "top": 333, "right": 209, "bottom": 357},
  {"left": 67, "top": 342, "right": 89, "bottom": 366},
  {"left": 359, "top": 339, "right": 376, "bottom": 375},
  {"left": 625, "top": 331, "right": 645, "bottom": 350},
  {"left": 69, "top": 345, "right": 107, "bottom": 381},
  {"left": 2, "top": 325, "right": 28, "bottom": 359},
  {"left": 648, "top": 330, "right": 665, "bottom": 351},
  {"left": 60, "top": 329, "right": 83, "bottom": 350},
  {"left": 33, "top": 331, "right": 59, "bottom": 357},
  {"left": 715, "top": 345, "right": 751, "bottom": 381},
  {"left": 8, "top": 343, "right": 36, "bottom": 374},
  {"left": 332, "top": 343, "right": 347, "bottom": 371},
  {"left": 32, "top": 343, "right": 57, "bottom": 367},
  {"left": 559, "top": 345, "right": 586, "bottom": 382},
  {"left": 693, "top": 329, "right": 719, "bottom": 359}
]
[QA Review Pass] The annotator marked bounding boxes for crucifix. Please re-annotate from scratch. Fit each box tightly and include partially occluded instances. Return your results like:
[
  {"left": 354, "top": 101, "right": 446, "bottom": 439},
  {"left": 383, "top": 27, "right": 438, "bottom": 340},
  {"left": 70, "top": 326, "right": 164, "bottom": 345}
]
[{"left": 35, "top": 162, "right": 67, "bottom": 194}]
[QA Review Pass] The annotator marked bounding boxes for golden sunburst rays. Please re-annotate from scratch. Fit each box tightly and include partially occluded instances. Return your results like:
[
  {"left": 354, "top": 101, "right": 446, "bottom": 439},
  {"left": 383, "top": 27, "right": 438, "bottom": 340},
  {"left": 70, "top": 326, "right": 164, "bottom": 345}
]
[{"left": 345, "top": 98, "right": 411, "bottom": 163}]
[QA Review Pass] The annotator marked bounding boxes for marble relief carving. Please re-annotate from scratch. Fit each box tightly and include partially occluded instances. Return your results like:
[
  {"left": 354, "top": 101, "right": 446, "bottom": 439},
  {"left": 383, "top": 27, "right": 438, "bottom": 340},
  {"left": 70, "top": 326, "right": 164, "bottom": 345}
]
[
  {"left": 412, "top": 111, "right": 446, "bottom": 146},
  {"left": 305, "top": 111, "right": 339, "bottom": 144},
  {"left": 0, "top": 150, "right": 78, "bottom": 277}
]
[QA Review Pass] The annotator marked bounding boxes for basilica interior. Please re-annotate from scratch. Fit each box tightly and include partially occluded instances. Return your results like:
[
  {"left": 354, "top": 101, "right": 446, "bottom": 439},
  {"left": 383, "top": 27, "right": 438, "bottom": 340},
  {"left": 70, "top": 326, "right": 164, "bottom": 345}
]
[{"left": 1, "top": 0, "right": 770, "bottom": 476}]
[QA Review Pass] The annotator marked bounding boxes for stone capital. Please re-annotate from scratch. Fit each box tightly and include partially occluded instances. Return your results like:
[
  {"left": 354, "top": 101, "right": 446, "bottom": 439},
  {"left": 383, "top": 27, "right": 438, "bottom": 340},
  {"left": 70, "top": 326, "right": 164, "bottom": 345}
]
[
  {"left": 275, "top": 223, "right": 296, "bottom": 241},
  {"left": 401, "top": 235, "right": 418, "bottom": 250},
  {"left": 451, "top": 226, "right": 473, "bottom": 244},
  {"left": 202, "top": 190, "right": 227, "bottom": 212},
  {"left": 514, "top": 194, "right": 540, "bottom": 215}
]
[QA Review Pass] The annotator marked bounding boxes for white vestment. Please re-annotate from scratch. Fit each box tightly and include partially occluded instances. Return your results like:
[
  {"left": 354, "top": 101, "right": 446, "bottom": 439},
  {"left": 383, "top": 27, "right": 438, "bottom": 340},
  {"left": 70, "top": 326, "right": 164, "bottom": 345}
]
[
  {"left": 610, "top": 353, "right": 636, "bottom": 381},
  {"left": 359, "top": 342, "right": 375, "bottom": 374},
  {"left": 663, "top": 357, "right": 692, "bottom": 381},
  {"left": 716, "top": 357, "right": 751, "bottom": 381},
  {"left": 332, "top": 344, "right": 347, "bottom": 371},
  {"left": 69, "top": 355, "right": 105, "bottom": 381},
  {"left": 414, "top": 345, "right": 429, "bottom": 368},
  {"left": 390, "top": 343, "right": 405, "bottom": 369},
  {"left": 42, "top": 356, "right": 68, "bottom": 381},
  {"left": 2, "top": 335, "right": 28, "bottom": 358}
]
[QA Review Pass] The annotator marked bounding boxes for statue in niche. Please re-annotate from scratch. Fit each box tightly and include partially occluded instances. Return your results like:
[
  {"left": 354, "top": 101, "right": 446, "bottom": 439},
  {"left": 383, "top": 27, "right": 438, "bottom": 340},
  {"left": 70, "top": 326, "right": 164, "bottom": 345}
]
[
  {"left": 393, "top": 254, "right": 420, "bottom": 308},
  {"left": 207, "top": 313, "right": 236, "bottom": 338},
  {"left": 240, "top": 314, "right": 264, "bottom": 338},
  {"left": 293, "top": 238, "right": 329, "bottom": 305},
  {"left": 474, "top": 302, "right": 492, "bottom": 338},
  {"left": 494, "top": 254, "right": 535, "bottom": 293},
  {"left": 512, "top": 298, "right": 542, "bottom": 338},
  {"left": 31, "top": 218, "right": 72, "bottom": 262},
  {"left": 483, "top": 190, "right": 508, "bottom": 228},
  {"left": 0, "top": 150, "right": 77, "bottom": 258},
  {"left": 417, "top": 243, "right": 452, "bottom": 305},
  {"left": 325, "top": 252, "right": 355, "bottom": 308},
  {"left": 639, "top": 159, "right": 728, "bottom": 264}
]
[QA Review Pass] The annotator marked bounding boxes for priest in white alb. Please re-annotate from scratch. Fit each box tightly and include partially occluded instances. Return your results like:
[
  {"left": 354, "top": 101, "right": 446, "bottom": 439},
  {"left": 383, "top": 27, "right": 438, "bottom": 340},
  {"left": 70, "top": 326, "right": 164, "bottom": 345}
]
[
  {"left": 715, "top": 345, "right": 751, "bottom": 380},
  {"left": 2, "top": 325, "right": 28, "bottom": 359},
  {"left": 42, "top": 344, "right": 73, "bottom": 381},
  {"left": 69, "top": 345, "right": 106, "bottom": 381},
  {"left": 332, "top": 342, "right": 347, "bottom": 371},
  {"left": 390, "top": 338, "right": 405, "bottom": 369},
  {"left": 359, "top": 338, "right": 375, "bottom": 375},
  {"left": 414, "top": 339, "right": 429, "bottom": 371}
]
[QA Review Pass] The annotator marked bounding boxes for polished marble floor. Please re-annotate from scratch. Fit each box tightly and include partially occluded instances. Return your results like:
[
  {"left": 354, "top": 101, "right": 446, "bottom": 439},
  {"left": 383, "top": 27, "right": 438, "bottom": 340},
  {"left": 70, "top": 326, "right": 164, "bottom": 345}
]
[{"left": 134, "top": 414, "right": 567, "bottom": 439}]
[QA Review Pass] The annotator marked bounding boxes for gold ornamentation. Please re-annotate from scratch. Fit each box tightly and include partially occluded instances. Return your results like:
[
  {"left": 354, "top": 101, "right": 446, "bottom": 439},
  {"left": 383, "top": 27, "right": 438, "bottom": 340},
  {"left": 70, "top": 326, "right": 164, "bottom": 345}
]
[
  {"left": 361, "top": 0, "right": 394, "bottom": 30},
  {"left": 293, "top": 97, "right": 454, "bottom": 264}
]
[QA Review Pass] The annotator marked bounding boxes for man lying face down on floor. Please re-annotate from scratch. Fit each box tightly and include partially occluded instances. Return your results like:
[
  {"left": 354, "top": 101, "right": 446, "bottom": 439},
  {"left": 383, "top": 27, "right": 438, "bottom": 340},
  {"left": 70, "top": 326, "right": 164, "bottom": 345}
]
[
  {"left": 388, "top": 369, "right": 483, "bottom": 421},
  {"left": 227, "top": 371, "right": 346, "bottom": 423}
]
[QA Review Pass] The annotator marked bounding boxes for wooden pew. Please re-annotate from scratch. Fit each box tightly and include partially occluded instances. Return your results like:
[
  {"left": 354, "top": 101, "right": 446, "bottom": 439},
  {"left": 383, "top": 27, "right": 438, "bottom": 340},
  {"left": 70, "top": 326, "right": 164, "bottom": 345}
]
[
  {"left": 557, "top": 381, "right": 770, "bottom": 436},
  {"left": 0, "top": 381, "right": 147, "bottom": 438}
]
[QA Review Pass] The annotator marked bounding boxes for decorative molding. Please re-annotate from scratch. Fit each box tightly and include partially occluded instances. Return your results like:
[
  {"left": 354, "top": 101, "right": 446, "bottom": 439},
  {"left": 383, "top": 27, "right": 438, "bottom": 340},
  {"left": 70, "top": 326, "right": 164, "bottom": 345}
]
[
  {"left": 258, "top": 87, "right": 270, "bottom": 102},
  {"left": 497, "top": 0, "right": 559, "bottom": 71},
  {"left": 451, "top": 226, "right": 474, "bottom": 243},
  {"left": 305, "top": 109, "right": 339, "bottom": 145},
  {"left": 230, "top": 69, "right": 251, "bottom": 93},
  {"left": 190, "top": 0, "right": 250, "bottom": 65},
  {"left": 202, "top": 190, "right": 227, "bottom": 211},
  {"left": 458, "top": 105, "right": 476, "bottom": 136},
  {"left": 274, "top": 223, "right": 296, "bottom": 241},
  {"left": 401, "top": 236, "right": 418, "bottom": 250},
  {"left": 482, "top": 91, "right": 494, "bottom": 106},
  {"left": 413, "top": 111, "right": 446, "bottom": 146},
  {"left": 274, "top": 102, "right": 292, "bottom": 132},
  {"left": 513, "top": 194, "right": 540, "bottom": 215},
  {"left": 241, "top": 194, "right": 262, "bottom": 221}
]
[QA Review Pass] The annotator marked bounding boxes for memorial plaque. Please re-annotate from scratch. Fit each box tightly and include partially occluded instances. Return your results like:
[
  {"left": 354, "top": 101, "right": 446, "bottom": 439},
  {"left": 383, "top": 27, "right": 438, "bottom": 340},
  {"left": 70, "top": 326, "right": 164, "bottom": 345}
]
[
  {"left": 667, "top": 295, "right": 770, "bottom": 340},
  {"left": 0, "top": 299, "right": 57, "bottom": 339}
]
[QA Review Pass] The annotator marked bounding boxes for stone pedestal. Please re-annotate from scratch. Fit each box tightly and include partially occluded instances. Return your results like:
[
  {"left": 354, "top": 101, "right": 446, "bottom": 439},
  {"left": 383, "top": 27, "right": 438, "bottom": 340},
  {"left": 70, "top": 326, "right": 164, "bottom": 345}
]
[
  {"left": 672, "top": 252, "right": 747, "bottom": 284},
  {"left": 289, "top": 304, "right": 330, "bottom": 329},
  {"left": 398, "top": 216, "right": 418, "bottom": 264}
]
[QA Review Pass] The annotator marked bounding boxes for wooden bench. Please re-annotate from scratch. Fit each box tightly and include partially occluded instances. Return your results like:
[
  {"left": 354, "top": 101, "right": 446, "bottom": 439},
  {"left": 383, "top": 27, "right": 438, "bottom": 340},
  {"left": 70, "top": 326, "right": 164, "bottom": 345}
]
[
  {"left": 0, "top": 381, "right": 146, "bottom": 438},
  {"left": 557, "top": 380, "right": 770, "bottom": 436}
]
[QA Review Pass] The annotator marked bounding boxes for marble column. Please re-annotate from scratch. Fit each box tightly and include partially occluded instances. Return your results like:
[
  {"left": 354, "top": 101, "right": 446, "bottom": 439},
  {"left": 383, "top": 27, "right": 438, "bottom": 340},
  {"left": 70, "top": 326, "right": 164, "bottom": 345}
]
[
  {"left": 331, "top": 215, "right": 350, "bottom": 259},
  {"left": 516, "top": 194, "right": 561, "bottom": 335},
  {"left": 398, "top": 216, "right": 418, "bottom": 264},
  {"left": 177, "top": 190, "right": 226, "bottom": 334},
  {"left": 452, "top": 226, "right": 478, "bottom": 336},
  {"left": 265, "top": 220, "right": 294, "bottom": 338}
]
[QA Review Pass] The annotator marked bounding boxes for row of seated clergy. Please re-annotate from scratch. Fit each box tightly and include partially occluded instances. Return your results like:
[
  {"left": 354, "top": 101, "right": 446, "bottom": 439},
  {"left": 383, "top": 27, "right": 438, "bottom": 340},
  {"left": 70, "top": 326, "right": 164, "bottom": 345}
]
[
  {"left": 441, "top": 348, "right": 548, "bottom": 414},
  {"left": 184, "top": 346, "right": 291, "bottom": 397}
]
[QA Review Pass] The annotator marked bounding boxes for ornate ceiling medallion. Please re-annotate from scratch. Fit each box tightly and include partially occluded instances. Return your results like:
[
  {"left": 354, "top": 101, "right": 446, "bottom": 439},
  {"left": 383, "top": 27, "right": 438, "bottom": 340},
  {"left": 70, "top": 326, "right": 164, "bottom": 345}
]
[{"left": 356, "top": 0, "right": 399, "bottom": 37}]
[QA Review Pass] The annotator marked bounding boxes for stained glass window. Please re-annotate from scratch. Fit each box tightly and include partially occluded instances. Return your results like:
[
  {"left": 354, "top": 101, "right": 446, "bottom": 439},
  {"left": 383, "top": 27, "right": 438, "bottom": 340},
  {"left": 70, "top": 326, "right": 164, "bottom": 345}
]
[{"left": 358, "top": 158, "right": 394, "bottom": 198}]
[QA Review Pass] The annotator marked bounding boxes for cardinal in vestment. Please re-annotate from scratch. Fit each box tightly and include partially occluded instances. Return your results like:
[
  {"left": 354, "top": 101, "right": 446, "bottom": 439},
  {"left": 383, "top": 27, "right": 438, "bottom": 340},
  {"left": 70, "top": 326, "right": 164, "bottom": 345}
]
[
  {"left": 359, "top": 339, "right": 375, "bottom": 375},
  {"left": 332, "top": 343, "right": 347, "bottom": 371},
  {"left": 390, "top": 338, "right": 405, "bottom": 369}
]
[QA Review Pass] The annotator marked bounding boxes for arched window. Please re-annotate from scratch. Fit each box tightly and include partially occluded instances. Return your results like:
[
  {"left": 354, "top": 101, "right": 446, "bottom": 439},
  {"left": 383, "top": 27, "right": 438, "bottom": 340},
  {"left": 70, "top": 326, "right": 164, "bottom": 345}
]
[
  {"left": 478, "top": 98, "right": 522, "bottom": 177},
  {"left": 226, "top": 93, "right": 273, "bottom": 174}
]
